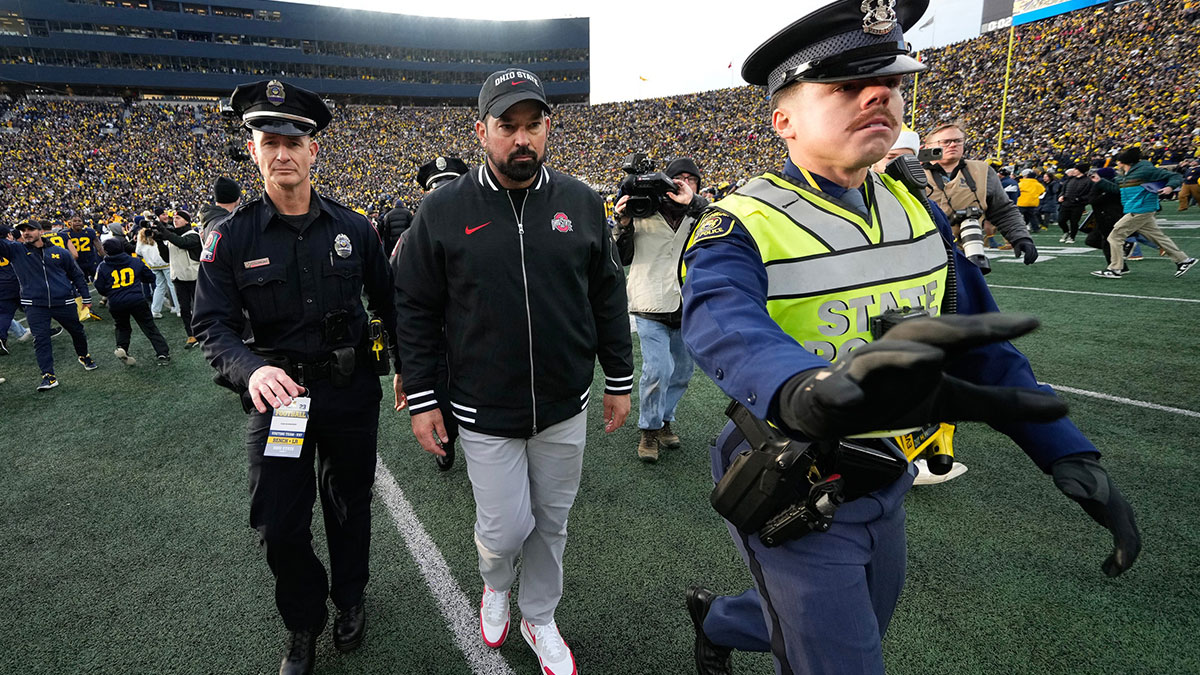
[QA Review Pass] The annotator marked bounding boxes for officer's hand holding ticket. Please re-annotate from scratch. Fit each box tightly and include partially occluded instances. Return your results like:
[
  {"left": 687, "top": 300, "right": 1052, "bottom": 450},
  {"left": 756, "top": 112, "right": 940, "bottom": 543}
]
[{"left": 778, "top": 314, "right": 1069, "bottom": 440}]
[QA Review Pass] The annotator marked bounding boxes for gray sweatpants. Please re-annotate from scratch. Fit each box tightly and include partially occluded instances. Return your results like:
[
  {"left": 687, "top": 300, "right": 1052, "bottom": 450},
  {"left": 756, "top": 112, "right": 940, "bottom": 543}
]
[{"left": 460, "top": 410, "right": 587, "bottom": 625}]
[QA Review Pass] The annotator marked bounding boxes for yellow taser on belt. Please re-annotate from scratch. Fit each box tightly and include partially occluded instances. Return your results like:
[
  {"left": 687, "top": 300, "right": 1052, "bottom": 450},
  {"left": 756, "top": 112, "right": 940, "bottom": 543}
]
[{"left": 895, "top": 422, "right": 956, "bottom": 476}]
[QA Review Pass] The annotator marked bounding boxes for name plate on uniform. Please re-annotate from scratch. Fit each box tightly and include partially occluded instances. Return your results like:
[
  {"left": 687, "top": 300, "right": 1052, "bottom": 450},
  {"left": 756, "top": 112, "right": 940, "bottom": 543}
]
[{"left": 264, "top": 397, "right": 311, "bottom": 458}]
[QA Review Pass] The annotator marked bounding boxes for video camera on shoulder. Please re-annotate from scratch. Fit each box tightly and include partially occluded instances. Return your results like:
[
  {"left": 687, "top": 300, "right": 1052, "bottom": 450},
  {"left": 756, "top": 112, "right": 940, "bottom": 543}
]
[{"left": 619, "top": 152, "right": 678, "bottom": 219}]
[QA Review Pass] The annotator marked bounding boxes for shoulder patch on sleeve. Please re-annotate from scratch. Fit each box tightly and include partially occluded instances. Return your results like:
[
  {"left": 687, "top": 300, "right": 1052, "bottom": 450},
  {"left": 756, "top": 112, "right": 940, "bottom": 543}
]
[
  {"left": 690, "top": 213, "right": 735, "bottom": 246},
  {"left": 200, "top": 231, "right": 222, "bottom": 263}
]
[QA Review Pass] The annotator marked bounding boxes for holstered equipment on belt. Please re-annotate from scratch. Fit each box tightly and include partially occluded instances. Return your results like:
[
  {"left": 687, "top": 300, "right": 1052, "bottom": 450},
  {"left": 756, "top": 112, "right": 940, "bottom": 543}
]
[
  {"left": 870, "top": 307, "right": 959, "bottom": 475},
  {"left": 711, "top": 401, "right": 908, "bottom": 547},
  {"left": 367, "top": 317, "right": 390, "bottom": 376}
]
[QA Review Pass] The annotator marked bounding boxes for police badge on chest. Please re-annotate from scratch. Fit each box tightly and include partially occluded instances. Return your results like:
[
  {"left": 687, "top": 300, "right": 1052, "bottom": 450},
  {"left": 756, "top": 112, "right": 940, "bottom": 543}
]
[{"left": 333, "top": 233, "right": 352, "bottom": 258}]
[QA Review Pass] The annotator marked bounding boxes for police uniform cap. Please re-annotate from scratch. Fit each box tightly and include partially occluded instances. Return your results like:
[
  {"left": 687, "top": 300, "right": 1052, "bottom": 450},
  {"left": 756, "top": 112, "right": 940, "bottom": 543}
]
[
  {"left": 743, "top": 0, "right": 929, "bottom": 95},
  {"left": 230, "top": 80, "right": 332, "bottom": 137},
  {"left": 417, "top": 157, "right": 469, "bottom": 191}
]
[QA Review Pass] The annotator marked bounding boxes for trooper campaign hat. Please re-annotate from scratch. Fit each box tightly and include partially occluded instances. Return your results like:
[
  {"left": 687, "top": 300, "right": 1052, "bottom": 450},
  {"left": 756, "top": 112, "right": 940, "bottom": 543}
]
[
  {"left": 417, "top": 157, "right": 470, "bottom": 191},
  {"left": 478, "top": 68, "right": 551, "bottom": 120},
  {"left": 743, "top": 0, "right": 929, "bottom": 95},
  {"left": 230, "top": 80, "right": 332, "bottom": 136}
]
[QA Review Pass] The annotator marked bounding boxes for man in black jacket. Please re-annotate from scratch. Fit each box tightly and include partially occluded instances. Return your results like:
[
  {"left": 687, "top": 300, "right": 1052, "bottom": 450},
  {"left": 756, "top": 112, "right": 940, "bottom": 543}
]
[
  {"left": 395, "top": 68, "right": 633, "bottom": 675},
  {"left": 1058, "top": 164, "right": 1094, "bottom": 243}
]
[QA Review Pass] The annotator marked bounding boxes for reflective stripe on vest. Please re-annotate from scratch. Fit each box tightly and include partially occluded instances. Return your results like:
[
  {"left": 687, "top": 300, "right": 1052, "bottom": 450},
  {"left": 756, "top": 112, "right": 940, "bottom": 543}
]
[{"left": 698, "top": 171, "right": 948, "bottom": 363}]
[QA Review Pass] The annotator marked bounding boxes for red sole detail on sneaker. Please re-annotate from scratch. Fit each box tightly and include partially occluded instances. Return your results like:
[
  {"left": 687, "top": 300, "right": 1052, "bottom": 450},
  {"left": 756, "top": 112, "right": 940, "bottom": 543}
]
[{"left": 481, "top": 622, "right": 508, "bottom": 648}]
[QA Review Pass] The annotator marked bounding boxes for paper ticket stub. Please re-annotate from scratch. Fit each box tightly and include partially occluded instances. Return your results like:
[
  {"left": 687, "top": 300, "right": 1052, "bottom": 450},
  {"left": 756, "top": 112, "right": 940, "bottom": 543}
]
[{"left": 264, "top": 397, "right": 311, "bottom": 458}]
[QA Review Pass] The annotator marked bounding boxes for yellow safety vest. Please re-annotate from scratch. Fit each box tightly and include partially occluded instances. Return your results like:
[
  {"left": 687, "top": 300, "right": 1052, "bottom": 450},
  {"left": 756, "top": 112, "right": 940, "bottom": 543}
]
[{"left": 685, "top": 170, "right": 948, "bottom": 363}]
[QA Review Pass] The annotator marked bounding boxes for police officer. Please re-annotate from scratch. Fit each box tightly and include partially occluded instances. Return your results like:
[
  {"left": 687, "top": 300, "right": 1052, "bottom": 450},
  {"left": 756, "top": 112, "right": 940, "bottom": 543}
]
[
  {"left": 193, "top": 80, "right": 396, "bottom": 675},
  {"left": 677, "top": 2, "right": 1141, "bottom": 673},
  {"left": 389, "top": 155, "right": 470, "bottom": 472}
]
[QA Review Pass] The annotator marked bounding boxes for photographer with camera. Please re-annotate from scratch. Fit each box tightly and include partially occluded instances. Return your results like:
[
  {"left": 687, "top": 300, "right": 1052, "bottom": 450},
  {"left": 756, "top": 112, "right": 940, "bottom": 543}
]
[
  {"left": 613, "top": 155, "right": 708, "bottom": 462},
  {"left": 154, "top": 210, "right": 202, "bottom": 349},
  {"left": 923, "top": 123, "right": 1038, "bottom": 264}
]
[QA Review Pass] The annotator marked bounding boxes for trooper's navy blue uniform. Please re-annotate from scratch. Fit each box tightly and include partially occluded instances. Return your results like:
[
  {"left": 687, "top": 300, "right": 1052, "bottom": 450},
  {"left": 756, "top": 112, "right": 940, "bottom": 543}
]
[
  {"left": 677, "top": 2, "right": 1137, "bottom": 673},
  {"left": 686, "top": 163, "right": 1098, "bottom": 671},
  {"left": 194, "top": 188, "right": 396, "bottom": 632},
  {"left": 0, "top": 234, "right": 92, "bottom": 375}
]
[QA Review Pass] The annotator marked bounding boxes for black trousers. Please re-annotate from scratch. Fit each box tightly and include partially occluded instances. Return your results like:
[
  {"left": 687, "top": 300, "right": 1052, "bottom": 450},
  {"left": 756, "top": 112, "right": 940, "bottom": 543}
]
[
  {"left": 1060, "top": 205, "right": 1086, "bottom": 237},
  {"left": 110, "top": 301, "right": 169, "bottom": 357},
  {"left": 247, "top": 364, "right": 382, "bottom": 631},
  {"left": 173, "top": 279, "right": 196, "bottom": 338}
]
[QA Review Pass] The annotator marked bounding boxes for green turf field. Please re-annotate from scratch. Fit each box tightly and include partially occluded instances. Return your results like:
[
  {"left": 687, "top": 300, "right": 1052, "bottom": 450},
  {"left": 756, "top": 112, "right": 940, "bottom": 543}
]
[{"left": 2, "top": 213, "right": 1198, "bottom": 674}]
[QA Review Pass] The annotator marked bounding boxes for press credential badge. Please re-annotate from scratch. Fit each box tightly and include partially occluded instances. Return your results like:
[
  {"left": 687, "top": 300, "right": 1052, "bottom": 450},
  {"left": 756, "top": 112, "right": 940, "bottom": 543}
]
[{"left": 264, "top": 396, "right": 311, "bottom": 458}]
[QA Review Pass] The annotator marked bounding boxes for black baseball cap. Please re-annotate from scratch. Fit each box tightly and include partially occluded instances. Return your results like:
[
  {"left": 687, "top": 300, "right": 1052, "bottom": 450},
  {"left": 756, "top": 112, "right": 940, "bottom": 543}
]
[
  {"left": 14, "top": 220, "right": 44, "bottom": 232},
  {"left": 230, "top": 79, "right": 332, "bottom": 136},
  {"left": 743, "top": 0, "right": 929, "bottom": 95},
  {"left": 478, "top": 69, "right": 550, "bottom": 120}
]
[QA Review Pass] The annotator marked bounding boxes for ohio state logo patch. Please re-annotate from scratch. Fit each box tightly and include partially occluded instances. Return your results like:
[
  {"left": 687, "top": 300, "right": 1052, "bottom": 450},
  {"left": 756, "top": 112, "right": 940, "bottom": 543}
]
[{"left": 551, "top": 212, "right": 573, "bottom": 232}]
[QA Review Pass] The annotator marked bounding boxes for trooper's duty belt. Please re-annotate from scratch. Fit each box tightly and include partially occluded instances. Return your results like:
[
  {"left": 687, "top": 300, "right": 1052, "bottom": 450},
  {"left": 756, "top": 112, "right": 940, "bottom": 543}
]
[{"left": 710, "top": 401, "right": 908, "bottom": 547}]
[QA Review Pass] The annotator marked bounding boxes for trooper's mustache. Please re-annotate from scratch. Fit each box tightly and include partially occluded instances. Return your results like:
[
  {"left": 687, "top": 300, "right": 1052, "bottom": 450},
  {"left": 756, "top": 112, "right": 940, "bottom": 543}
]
[{"left": 847, "top": 106, "right": 899, "bottom": 132}]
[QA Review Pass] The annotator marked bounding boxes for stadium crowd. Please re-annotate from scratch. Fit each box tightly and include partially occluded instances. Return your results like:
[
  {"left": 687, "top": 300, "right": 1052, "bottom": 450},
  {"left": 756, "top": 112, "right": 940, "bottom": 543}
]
[{"left": 1, "top": 0, "right": 1198, "bottom": 224}]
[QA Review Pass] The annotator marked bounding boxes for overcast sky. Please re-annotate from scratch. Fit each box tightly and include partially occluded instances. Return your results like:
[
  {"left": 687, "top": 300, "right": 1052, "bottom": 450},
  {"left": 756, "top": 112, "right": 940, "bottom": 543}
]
[{"left": 284, "top": 0, "right": 985, "bottom": 103}]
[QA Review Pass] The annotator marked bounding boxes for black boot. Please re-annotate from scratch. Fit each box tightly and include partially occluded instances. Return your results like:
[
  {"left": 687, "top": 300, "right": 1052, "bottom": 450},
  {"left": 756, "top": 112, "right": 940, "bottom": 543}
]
[
  {"left": 279, "top": 613, "right": 326, "bottom": 675},
  {"left": 686, "top": 585, "right": 733, "bottom": 675},
  {"left": 333, "top": 603, "right": 366, "bottom": 653}
]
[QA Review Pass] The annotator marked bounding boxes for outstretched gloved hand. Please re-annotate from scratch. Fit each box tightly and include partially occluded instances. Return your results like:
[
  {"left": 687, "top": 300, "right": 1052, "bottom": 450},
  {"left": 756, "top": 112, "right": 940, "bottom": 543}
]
[
  {"left": 1051, "top": 454, "right": 1141, "bottom": 577},
  {"left": 778, "top": 313, "right": 1068, "bottom": 440},
  {"left": 1013, "top": 238, "right": 1038, "bottom": 264}
]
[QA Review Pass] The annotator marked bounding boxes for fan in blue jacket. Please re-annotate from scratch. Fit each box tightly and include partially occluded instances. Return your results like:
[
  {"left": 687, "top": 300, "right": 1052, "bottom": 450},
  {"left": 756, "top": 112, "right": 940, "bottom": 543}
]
[
  {"left": 95, "top": 238, "right": 170, "bottom": 365},
  {"left": 0, "top": 220, "right": 97, "bottom": 389}
]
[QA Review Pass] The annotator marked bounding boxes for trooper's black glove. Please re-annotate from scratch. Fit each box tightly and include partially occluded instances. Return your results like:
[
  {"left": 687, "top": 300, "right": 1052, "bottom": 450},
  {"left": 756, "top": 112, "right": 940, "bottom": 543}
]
[
  {"left": 1013, "top": 238, "right": 1038, "bottom": 264},
  {"left": 778, "top": 313, "right": 1068, "bottom": 440},
  {"left": 1051, "top": 454, "right": 1141, "bottom": 577}
]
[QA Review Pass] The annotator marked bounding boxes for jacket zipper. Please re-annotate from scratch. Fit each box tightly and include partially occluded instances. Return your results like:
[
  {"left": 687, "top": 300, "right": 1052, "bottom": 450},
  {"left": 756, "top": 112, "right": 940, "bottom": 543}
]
[
  {"left": 507, "top": 191, "right": 537, "bottom": 437},
  {"left": 41, "top": 248, "right": 50, "bottom": 304}
]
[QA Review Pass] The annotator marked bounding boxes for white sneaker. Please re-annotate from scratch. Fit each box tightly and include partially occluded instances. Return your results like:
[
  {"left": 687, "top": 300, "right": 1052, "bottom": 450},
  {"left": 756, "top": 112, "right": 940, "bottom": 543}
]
[
  {"left": 521, "top": 619, "right": 576, "bottom": 675},
  {"left": 1058, "top": 234, "right": 1068, "bottom": 243},
  {"left": 114, "top": 347, "right": 136, "bottom": 366},
  {"left": 912, "top": 458, "right": 969, "bottom": 486},
  {"left": 479, "top": 586, "right": 510, "bottom": 648}
]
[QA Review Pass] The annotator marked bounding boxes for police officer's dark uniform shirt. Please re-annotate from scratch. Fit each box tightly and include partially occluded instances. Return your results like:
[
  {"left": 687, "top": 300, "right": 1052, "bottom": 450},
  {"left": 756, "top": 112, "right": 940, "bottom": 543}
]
[
  {"left": 193, "top": 190, "right": 396, "bottom": 388},
  {"left": 682, "top": 158, "right": 1094, "bottom": 471}
]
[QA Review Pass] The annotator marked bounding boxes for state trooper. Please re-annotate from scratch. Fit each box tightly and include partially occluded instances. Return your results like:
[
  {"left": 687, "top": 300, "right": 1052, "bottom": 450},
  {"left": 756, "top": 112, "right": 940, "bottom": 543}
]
[
  {"left": 192, "top": 80, "right": 396, "bottom": 675},
  {"left": 676, "top": 2, "right": 1141, "bottom": 673}
]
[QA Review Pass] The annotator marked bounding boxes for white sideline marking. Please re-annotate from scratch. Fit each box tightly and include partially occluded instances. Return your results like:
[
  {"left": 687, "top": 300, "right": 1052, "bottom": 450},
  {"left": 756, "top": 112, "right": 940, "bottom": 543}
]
[
  {"left": 374, "top": 460, "right": 516, "bottom": 675},
  {"left": 989, "top": 284, "right": 1200, "bottom": 304},
  {"left": 1045, "top": 384, "right": 1200, "bottom": 419}
]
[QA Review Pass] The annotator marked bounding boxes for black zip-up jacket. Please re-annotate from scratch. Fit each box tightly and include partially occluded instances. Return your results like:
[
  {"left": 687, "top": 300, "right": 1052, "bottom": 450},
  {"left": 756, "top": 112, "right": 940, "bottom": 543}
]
[
  {"left": 395, "top": 164, "right": 634, "bottom": 439},
  {"left": 1061, "top": 175, "right": 1095, "bottom": 206}
]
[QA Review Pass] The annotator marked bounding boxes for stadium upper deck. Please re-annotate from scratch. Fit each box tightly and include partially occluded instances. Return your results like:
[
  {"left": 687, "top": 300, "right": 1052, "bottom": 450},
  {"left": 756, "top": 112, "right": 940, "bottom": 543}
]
[{"left": 0, "top": 0, "right": 590, "bottom": 104}]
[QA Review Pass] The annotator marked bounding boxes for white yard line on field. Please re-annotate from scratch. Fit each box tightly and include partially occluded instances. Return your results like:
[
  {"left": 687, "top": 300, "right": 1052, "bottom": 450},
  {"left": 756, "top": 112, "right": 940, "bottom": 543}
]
[{"left": 374, "top": 461, "right": 517, "bottom": 675}]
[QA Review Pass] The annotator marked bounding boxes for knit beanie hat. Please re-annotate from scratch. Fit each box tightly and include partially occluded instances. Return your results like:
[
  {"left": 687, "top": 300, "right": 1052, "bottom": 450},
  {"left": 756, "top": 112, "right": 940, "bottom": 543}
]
[{"left": 1116, "top": 147, "right": 1142, "bottom": 165}]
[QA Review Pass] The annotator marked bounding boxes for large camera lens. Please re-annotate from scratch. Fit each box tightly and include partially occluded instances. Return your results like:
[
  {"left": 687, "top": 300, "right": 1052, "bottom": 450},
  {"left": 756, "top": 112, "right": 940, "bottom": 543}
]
[{"left": 626, "top": 195, "right": 657, "bottom": 219}]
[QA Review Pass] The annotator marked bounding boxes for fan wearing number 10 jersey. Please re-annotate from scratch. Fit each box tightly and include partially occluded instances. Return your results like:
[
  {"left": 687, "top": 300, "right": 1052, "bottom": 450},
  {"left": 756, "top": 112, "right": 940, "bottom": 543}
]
[{"left": 94, "top": 237, "right": 171, "bottom": 366}]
